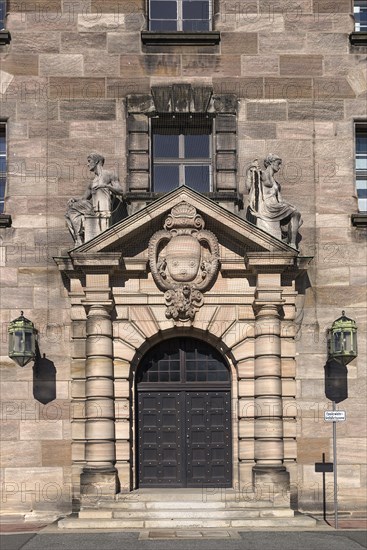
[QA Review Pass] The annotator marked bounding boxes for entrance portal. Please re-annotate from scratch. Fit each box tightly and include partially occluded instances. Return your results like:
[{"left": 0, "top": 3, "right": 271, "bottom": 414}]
[{"left": 136, "top": 338, "right": 232, "bottom": 488}]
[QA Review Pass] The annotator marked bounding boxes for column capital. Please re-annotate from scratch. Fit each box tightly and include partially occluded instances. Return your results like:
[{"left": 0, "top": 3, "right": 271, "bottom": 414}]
[
  {"left": 82, "top": 301, "right": 114, "bottom": 317},
  {"left": 253, "top": 300, "right": 284, "bottom": 319}
]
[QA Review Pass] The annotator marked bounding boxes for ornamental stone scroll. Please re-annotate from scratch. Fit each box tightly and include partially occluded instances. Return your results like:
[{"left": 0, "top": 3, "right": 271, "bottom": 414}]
[{"left": 148, "top": 202, "right": 220, "bottom": 322}]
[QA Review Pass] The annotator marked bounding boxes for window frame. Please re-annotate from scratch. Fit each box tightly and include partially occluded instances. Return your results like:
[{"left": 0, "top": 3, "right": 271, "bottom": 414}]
[
  {"left": 355, "top": 122, "right": 367, "bottom": 213},
  {"left": 0, "top": 0, "right": 11, "bottom": 45},
  {"left": 148, "top": 0, "right": 212, "bottom": 32},
  {"left": 354, "top": 0, "right": 367, "bottom": 32},
  {"left": 350, "top": 1, "right": 367, "bottom": 45},
  {"left": 151, "top": 115, "right": 214, "bottom": 193},
  {"left": 0, "top": 121, "right": 7, "bottom": 215}
]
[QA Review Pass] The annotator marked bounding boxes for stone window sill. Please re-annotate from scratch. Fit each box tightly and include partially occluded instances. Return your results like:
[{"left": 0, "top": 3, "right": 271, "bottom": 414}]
[
  {"left": 141, "top": 31, "right": 220, "bottom": 46},
  {"left": 0, "top": 214, "right": 12, "bottom": 227},
  {"left": 351, "top": 213, "right": 367, "bottom": 227},
  {"left": 0, "top": 30, "right": 11, "bottom": 45},
  {"left": 349, "top": 32, "right": 367, "bottom": 46}
]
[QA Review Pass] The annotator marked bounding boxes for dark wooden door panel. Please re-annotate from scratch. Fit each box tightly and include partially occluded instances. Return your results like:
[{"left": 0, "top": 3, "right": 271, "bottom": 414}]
[
  {"left": 186, "top": 391, "right": 232, "bottom": 487},
  {"left": 138, "top": 392, "right": 183, "bottom": 487}
]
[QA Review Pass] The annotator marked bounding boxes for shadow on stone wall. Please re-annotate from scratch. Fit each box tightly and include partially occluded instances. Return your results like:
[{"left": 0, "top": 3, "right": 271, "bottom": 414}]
[
  {"left": 324, "top": 360, "right": 348, "bottom": 403},
  {"left": 33, "top": 344, "right": 57, "bottom": 404}
]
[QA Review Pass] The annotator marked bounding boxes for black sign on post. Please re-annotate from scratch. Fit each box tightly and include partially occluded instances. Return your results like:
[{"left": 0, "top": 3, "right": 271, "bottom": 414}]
[{"left": 315, "top": 462, "right": 333, "bottom": 473}]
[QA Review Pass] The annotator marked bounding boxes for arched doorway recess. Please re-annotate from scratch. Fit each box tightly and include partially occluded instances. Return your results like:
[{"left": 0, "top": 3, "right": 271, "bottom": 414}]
[{"left": 136, "top": 337, "right": 232, "bottom": 488}]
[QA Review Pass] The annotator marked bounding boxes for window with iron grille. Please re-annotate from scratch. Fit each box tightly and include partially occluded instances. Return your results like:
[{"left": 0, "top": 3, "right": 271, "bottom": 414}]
[
  {"left": 354, "top": 1, "right": 367, "bottom": 31},
  {"left": 151, "top": 115, "right": 212, "bottom": 193},
  {"left": 0, "top": 123, "right": 6, "bottom": 214},
  {"left": 149, "top": 0, "right": 211, "bottom": 31},
  {"left": 356, "top": 123, "right": 367, "bottom": 212}
]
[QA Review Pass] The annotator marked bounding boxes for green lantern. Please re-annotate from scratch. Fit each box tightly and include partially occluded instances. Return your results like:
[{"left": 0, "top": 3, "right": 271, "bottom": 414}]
[
  {"left": 328, "top": 311, "right": 358, "bottom": 365},
  {"left": 8, "top": 311, "right": 37, "bottom": 367}
]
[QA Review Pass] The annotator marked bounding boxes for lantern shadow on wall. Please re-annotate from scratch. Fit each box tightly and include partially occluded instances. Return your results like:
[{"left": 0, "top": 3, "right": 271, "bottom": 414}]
[{"left": 8, "top": 312, "right": 56, "bottom": 404}]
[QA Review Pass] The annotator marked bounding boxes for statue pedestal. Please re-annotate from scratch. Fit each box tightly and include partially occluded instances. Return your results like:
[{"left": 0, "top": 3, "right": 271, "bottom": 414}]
[
  {"left": 85, "top": 214, "right": 110, "bottom": 242},
  {"left": 256, "top": 218, "right": 282, "bottom": 241}
]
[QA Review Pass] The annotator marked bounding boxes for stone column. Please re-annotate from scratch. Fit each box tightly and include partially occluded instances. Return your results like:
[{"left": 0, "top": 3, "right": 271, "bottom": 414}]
[
  {"left": 252, "top": 298, "right": 289, "bottom": 493},
  {"left": 80, "top": 303, "right": 119, "bottom": 498}
]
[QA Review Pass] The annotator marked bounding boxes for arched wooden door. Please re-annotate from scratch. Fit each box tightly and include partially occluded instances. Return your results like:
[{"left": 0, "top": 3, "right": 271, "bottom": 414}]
[{"left": 136, "top": 338, "right": 232, "bottom": 488}]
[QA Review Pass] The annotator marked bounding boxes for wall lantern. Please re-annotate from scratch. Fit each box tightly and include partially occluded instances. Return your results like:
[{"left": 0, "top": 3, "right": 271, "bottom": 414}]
[
  {"left": 8, "top": 311, "right": 37, "bottom": 367},
  {"left": 328, "top": 311, "right": 358, "bottom": 365}
]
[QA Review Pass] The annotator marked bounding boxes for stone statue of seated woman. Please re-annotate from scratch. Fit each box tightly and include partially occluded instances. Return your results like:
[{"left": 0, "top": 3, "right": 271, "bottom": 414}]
[{"left": 245, "top": 154, "right": 302, "bottom": 249}]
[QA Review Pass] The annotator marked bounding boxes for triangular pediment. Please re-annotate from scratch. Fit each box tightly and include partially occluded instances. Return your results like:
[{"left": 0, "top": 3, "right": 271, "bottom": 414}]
[{"left": 68, "top": 188, "right": 298, "bottom": 261}]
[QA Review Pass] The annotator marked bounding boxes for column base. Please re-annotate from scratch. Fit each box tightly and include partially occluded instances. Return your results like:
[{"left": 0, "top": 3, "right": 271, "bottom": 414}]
[
  {"left": 80, "top": 467, "right": 119, "bottom": 501},
  {"left": 252, "top": 465, "right": 290, "bottom": 504}
]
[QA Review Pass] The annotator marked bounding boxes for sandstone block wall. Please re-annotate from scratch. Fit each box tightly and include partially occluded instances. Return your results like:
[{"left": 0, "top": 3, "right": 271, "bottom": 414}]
[{"left": 0, "top": 0, "right": 366, "bottom": 515}]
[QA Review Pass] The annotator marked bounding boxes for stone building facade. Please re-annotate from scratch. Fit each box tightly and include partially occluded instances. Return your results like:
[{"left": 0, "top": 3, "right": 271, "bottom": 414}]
[{"left": 0, "top": 0, "right": 366, "bottom": 525}]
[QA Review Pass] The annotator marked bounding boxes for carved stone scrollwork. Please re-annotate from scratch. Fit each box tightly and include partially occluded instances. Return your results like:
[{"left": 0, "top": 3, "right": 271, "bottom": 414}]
[{"left": 148, "top": 202, "right": 219, "bottom": 322}]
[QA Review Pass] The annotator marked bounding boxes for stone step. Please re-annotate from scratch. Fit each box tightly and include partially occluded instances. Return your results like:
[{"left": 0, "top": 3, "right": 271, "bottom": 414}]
[
  {"left": 79, "top": 508, "right": 294, "bottom": 520},
  {"left": 115, "top": 489, "right": 262, "bottom": 503},
  {"left": 94, "top": 498, "right": 277, "bottom": 510},
  {"left": 59, "top": 513, "right": 316, "bottom": 530}
]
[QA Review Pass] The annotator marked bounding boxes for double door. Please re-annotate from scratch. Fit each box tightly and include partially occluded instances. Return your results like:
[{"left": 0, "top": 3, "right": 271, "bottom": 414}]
[{"left": 138, "top": 390, "right": 231, "bottom": 487}]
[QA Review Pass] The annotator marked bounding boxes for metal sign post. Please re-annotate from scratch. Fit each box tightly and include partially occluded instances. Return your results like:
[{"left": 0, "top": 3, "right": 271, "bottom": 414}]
[
  {"left": 324, "top": 406, "right": 346, "bottom": 529},
  {"left": 332, "top": 401, "right": 338, "bottom": 529}
]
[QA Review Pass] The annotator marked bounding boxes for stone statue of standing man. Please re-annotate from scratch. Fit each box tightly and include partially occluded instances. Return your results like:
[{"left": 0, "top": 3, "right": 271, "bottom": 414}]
[
  {"left": 65, "top": 153, "right": 125, "bottom": 247},
  {"left": 245, "top": 154, "right": 302, "bottom": 249}
]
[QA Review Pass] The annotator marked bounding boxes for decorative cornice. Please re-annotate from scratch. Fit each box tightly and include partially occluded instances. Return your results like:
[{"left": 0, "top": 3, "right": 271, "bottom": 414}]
[
  {"left": 0, "top": 214, "right": 12, "bottom": 227},
  {"left": 141, "top": 31, "right": 220, "bottom": 46},
  {"left": 0, "top": 30, "right": 11, "bottom": 45},
  {"left": 349, "top": 32, "right": 367, "bottom": 46},
  {"left": 351, "top": 212, "right": 367, "bottom": 227}
]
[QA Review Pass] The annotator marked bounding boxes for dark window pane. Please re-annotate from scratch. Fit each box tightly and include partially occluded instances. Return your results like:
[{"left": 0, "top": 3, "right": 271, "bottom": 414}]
[
  {"left": 184, "top": 135, "right": 210, "bottom": 158},
  {"left": 356, "top": 133, "right": 367, "bottom": 153},
  {"left": 0, "top": 177, "right": 5, "bottom": 197},
  {"left": 0, "top": 157, "right": 6, "bottom": 174},
  {"left": 159, "top": 372, "right": 169, "bottom": 382},
  {"left": 183, "top": 19, "right": 210, "bottom": 31},
  {"left": 170, "top": 371, "right": 180, "bottom": 381},
  {"left": 0, "top": 130, "right": 5, "bottom": 154},
  {"left": 153, "top": 165, "right": 179, "bottom": 192},
  {"left": 154, "top": 134, "right": 179, "bottom": 158},
  {"left": 148, "top": 370, "right": 158, "bottom": 382},
  {"left": 150, "top": 19, "right": 178, "bottom": 30},
  {"left": 183, "top": 1, "right": 209, "bottom": 19},
  {"left": 186, "top": 371, "right": 196, "bottom": 382},
  {"left": 185, "top": 166, "right": 210, "bottom": 192},
  {"left": 197, "top": 371, "right": 207, "bottom": 382},
  {"left": 0, "top": 3, "right": 5, "bottom": 27},
  {"left": 358, "top": 189, "right": 367, "bottom": 198},
  {"left": 150, "top": 1, "right": 177, "bottom": 19}
]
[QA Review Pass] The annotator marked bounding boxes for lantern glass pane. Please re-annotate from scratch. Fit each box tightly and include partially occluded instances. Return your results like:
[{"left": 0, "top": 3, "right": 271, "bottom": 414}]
[
  {"left": 333, "top": 331, "right": 342, "bottom": 352},
  {"left": 25, "top": 332, "right": 33, "bottom": 352},
  {"left": 343, "top": 331, "right": 352, "bottom": 352},
  {"left": 14, "top": 330, "right": 24, "bottom": 352}
]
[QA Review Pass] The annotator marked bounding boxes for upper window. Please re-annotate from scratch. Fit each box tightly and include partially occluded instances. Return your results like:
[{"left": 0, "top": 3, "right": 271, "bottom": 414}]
[
  {"left": 354, "top": 1, "right": 367, "bottom": 31},
  {"left": 149, "top": 0, "right": 211, "bottom": 31},
  {"left": 0, "top": 123, "right": 6, "bottom": 214},
  {"left": 356, "top": 123, "right": 367, "bottom": 212},
  {"left": 0, "top": 1, "right": 5, "bottom": 29},
  {"left": 152, "top": 115, "right": 212, "bottom": 193}
]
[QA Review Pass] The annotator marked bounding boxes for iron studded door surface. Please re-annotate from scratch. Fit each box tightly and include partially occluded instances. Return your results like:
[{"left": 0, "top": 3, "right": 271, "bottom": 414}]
[
  {"left": 138, "top": 392, "right": 183, "bottom": 487},
  {"left": 138, "top": 390, "right": 231, "bottom": 487},
  {"left": 186, "top": 391, "right": 231, "bottom": 487}
]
